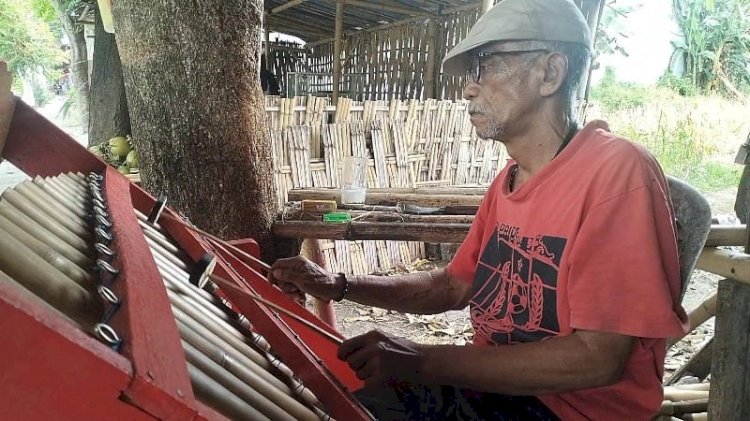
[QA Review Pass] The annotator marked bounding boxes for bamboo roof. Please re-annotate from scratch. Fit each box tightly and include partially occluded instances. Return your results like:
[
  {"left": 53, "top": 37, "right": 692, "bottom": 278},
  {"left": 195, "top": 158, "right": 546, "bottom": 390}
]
[{"left": 264, "top": 0, "right": 482, "bottom": 42}]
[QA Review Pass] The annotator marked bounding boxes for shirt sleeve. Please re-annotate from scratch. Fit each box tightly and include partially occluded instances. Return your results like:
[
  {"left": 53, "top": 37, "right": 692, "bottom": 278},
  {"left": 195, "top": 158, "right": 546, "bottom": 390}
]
[
  {"left": 446, "top": 175, "right": 500, "bottom": 284},
  {"left": 567, "top": 171, "right": 688, "bottom": 338}
]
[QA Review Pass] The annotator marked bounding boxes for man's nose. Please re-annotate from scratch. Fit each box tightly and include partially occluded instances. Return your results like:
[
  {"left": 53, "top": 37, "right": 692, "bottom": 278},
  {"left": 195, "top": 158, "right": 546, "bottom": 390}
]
[{"left": 463, "top": 80, "right": 479, "bottom": 101}]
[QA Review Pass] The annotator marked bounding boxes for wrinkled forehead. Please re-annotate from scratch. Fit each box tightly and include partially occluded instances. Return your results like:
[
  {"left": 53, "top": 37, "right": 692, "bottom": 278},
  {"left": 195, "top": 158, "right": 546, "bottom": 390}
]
[{"left": 473, "top": 40, "right": 553, "bottom": 56}]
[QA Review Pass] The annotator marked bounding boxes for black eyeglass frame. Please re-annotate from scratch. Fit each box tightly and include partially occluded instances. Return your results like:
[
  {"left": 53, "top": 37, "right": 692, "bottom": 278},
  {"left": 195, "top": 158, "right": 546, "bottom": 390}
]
[{"left": 466, "top": 49, "right": 550, "bottom": 84}]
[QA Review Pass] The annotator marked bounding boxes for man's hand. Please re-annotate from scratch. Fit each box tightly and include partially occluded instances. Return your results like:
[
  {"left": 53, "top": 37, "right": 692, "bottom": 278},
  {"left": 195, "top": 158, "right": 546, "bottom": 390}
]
[
  {"left": 267, "top": 256, "right": 343, "bottom": 304},
  {"left": 338, "top": 330, "right": 424, "bottom": 388}
]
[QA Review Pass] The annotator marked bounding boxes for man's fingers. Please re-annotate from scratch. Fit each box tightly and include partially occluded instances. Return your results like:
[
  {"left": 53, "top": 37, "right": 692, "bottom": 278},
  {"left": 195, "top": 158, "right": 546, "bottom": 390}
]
[{"left": 338, "top": 332, "right": 372, "bottom": 360}]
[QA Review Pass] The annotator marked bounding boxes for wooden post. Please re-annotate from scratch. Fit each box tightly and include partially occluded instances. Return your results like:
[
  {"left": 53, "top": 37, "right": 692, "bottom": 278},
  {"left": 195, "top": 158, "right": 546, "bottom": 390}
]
[
  {"left": 332, "top": 0, "right": 344, "bottom": 105},
  {"left": 481, "top": 0, "right": 493, "bottom": 13},
  {"left": 263, "top": 23, "right": 271, "bottom": 70},
  {"left": 424, "top": 19, "right": 437, "bottom": 99},
  {"left": 580, "top": 0, "right": 605, "bottom": 103},
  {"left": 708, "top": 277, "right": 750, "bottom": 420},
  {"left": 0, "top": 61, "right": 15, "bottom": 159}
]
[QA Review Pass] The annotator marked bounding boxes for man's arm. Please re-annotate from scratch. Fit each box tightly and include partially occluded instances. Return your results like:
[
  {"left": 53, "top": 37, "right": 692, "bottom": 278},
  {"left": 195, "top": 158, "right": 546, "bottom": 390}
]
[
  {"left": 269, "top": 256, "right": 472, "bottom": 314},
  {"left": 339, "top": 328, "right": 634, "bottom": 394}
]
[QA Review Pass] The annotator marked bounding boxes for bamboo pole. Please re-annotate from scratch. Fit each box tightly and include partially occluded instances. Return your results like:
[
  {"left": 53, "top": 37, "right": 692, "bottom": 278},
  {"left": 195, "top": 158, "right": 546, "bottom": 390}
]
[
  {"left": 332, "top": 0, "right": 344, "bottom": 105},
  {"left": 705, "top": 225, "right": 745, "bottom": 247},
  {"left": 668, "top": 292, "right": 718, "bottom": 347},
  {"left": 697, "top": 248, "right": 750, "bottom": 285}
]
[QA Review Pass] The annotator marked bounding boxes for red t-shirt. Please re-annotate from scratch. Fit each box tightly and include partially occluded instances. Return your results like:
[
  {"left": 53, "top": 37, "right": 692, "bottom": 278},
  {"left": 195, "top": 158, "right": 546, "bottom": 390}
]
[{"left": 447, "top": 121, "right": 689, "bottom": 420}]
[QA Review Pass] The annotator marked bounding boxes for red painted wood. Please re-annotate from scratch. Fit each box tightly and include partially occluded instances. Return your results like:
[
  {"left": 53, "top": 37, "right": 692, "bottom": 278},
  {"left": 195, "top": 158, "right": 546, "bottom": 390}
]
[
  {"left": 4, "top": 100, "right": 105, "bottom": 177},
  {"left": 0, "top": 281, "right": 154, "bottom": 421},
  {"left": 154, "top": 212, "right": 369, "bottom": 419},
  {"left": 104, "top": 167, "right": 198, "bottom": 420}
]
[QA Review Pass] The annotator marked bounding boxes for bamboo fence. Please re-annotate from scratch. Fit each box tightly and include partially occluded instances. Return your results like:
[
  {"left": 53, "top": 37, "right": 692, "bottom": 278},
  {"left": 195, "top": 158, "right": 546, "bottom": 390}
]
[{"left": 267, "top": 95, "right": 507, "bottom": 275}]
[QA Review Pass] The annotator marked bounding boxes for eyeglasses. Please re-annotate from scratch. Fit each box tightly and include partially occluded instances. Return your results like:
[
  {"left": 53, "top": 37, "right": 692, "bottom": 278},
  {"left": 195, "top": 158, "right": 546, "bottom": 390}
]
[{"left": 465, "top": 49, "right": 549, "bottom": 84}]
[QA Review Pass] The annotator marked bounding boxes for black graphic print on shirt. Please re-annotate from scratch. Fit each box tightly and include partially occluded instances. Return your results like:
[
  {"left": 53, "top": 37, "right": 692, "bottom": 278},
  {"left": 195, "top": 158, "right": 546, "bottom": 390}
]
[{"left": 470, "top": 224, "right": 567, "bottom": 345}]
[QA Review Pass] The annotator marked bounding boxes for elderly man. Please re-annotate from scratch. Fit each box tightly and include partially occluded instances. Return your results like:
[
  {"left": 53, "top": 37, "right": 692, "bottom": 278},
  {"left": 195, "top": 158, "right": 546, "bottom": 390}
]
[{"left": 269, "top": 0, "right": 688, "bottom": 419}]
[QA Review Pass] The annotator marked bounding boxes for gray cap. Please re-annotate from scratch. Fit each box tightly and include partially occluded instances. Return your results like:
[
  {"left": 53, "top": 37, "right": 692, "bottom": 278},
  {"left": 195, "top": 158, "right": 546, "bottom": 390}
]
[{"left": 442, "top": 0, "right": 592, "bottom": 76}]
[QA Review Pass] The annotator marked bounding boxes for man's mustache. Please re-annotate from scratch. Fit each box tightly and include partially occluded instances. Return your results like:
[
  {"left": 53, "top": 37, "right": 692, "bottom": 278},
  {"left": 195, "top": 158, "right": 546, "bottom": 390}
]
[{"left": 467, "top": 104, "right": 486, "bottom": 115}]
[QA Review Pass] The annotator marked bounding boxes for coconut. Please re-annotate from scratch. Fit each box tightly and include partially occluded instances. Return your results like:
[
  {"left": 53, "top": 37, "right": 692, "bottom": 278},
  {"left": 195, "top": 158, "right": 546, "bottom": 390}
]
[
  {"left": 125, "top": 150, "right": 139, "bottom": 168},
  {"left": 117, "top": 164, "right": 131, "bottom": 175},
  {"left": 88, "top": 144, "right": 106, "bottom": 159},
  {"left": 109, "top": 136, "right": 132, "bottom": 158}
]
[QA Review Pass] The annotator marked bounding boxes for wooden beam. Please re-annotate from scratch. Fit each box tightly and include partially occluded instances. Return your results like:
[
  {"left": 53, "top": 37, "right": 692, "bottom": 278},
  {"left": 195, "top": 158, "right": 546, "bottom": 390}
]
[
  {"left": 696, "top": 248, "right": 750, "bottom": 286},
  {"left": 270, "top": 0, "right": 311, "bottom": 15},
  {"left": 307, "top": 15, "right": 426, "bottom": 47},
  {"left": 344, "top": 0, "right": 435, "bottom": 17},
  {"left": 273, "top": 221, "right": 471, "bottom": 243},
  {"left": 288, "top": 188, "right": 484, "bottom": 207},
  {"left": 424, "top": 18, "right": 437, "bottom": 99},
  {"left": 708, "top": 278, "right": 750, "bottom": 420},
  {"left": 332, "top": 0, "right": 344, "bottom": 105}
]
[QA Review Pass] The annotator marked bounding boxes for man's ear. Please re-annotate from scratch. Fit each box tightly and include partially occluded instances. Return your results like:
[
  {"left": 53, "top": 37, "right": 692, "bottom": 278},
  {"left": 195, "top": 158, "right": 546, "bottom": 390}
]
[{"left": 539, "top": 52, "right": 568, "bottom": 98}]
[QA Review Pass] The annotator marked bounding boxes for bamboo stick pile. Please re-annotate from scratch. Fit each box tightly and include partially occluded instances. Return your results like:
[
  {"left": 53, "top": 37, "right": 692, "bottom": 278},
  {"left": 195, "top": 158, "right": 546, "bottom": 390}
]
[
  {"left": 0, "top": 173, "right": 333, "bottom": 420},
  {"left": 266, "top": 96, "right": 501, "bottom": 275}
]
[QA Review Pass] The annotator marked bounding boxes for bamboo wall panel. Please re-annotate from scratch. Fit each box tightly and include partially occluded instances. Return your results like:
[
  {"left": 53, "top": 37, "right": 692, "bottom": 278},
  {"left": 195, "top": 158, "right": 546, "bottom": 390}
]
[{"left": 266, "top": 96, "right": 507, "bottom": 274}]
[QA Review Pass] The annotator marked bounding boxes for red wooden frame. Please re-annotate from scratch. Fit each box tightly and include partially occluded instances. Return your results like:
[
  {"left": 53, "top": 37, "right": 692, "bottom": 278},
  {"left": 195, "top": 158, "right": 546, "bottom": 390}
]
[{"left": 1, "top": 99, "right": 370, "bottom": 420}]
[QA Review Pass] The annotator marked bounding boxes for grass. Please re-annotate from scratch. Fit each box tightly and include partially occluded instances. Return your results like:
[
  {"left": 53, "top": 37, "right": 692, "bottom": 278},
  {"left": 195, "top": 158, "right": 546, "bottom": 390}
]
[{"left": 588, "top": 80, "right": 749, "bottom": 193}]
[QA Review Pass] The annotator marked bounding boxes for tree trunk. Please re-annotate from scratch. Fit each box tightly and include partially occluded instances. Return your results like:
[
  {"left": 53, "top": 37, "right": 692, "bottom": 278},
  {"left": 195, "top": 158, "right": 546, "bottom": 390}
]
[
  {"left": 88, "top": 8, "right": 130, "bottom": 146},
  {"left": 51, "top": 0, "right": 89, "bottom": 128},
  {"left": 112, "top": 0, "right": 279, "bottom": 261}
]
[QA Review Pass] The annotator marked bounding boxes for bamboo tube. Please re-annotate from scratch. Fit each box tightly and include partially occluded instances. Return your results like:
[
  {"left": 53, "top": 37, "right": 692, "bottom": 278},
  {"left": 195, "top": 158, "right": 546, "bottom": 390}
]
[
  {"left": 172, "top": 306, "right": 293, "bottom": 395},
  {"left": 14, "top": 183, "right": 92, "bottom": 238},
  {"left": 36, "top": 176, "right": 89, "bottom": 218},
  {"left": 679, "top": 413, "right": 707, "bottom": 421},
  {"left": 705, "top": 225, "right": 744, "bottom": 247},
  {"left": 697, "top": 248, "right": 750, "bottom": 285},
  {"left": 0, "top": 225, "right": 99, "bottom": 326},
  {"left": 0, "top": 201, "right": 92, "bottom": 267},
  {"left": 188, "top": 364, "right": 269, "bottom": 421},
  {"left": 0, "top": 213, "right": 93, "bottom": 288},
  {"left": 164, "top": 277, "right": 324, "bottom": 410},
  {"left": 668, "top": 292, "right": 718, "bottom": 347},
  {"left": 169, "top": 293, "right": 277, "bottom": 374},
  {"left": 46, "top": 176, "right": 89, "bottom": 205},
  {"left": 659, "top": 399, "right": 709, "bottom": 415},
  {"left": 0, "top": 269, "right": 82, "bottom": 328},
  {"left": 0, "top": 195, "right": 90, "bottom": 253},
  {"left": 663, "top": 389, "right": 710, "bottom": 402},
  {"left": 137, "top": 218, "right": 184, "bottom": 256},
  {"left": 144, "top": 234, "right": 190, "bottom": 271},
  {"left": 183, "top": 341, "right": 296, "bottom": 421},
  {"left": 665, "top": 383, "right": 711, "bottom": 392},
  {"left": 16, "top": 182, "right": 90, "bottom": 232},
  {"left": 50, "top": 175, "right": 90, "bottom": 204}
]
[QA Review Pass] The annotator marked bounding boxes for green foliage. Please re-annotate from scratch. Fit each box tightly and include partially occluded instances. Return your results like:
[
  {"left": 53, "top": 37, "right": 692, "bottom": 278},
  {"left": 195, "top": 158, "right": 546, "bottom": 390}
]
[
  {"left": 657, "top": 72, "right": 699, "bottom": 96},
  {"left": 671, "top": 0, "right": 750, "bottom": 97},
  {"left": 589, "top": 90, "right": 745, "bottom": 192},
  {"left": 590, "top": 67, "right": 650, "bottom": 112},
  {"left": 595, "top": 1, "right": 637, "bottom": 58},
  {"left": 0, "top": 0, "right": 63, "bottom": 79},
  {"left": 31, "top": 75, "right": 50, "bottom": 106}
]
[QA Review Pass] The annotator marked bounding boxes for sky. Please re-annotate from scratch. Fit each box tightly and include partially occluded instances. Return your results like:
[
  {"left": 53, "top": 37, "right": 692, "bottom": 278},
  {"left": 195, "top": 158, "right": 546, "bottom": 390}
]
[{"left": 592, "top": 0, "right": 681, "bottom": 85}]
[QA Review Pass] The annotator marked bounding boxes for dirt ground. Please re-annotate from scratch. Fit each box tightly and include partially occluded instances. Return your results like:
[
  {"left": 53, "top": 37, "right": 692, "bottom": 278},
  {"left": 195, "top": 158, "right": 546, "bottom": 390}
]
[{"left": 324, "top": 189, "right": 738, "bottom": 381}]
